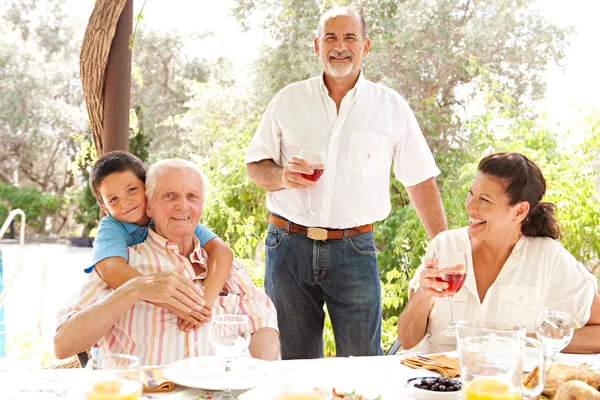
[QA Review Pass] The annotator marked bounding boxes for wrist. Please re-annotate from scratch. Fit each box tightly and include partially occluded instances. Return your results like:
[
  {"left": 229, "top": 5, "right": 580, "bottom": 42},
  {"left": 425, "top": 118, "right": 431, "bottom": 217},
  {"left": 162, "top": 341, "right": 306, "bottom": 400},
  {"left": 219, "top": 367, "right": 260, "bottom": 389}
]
[{"left": 120, "top": 277, "right": 143, "bottom": 303}]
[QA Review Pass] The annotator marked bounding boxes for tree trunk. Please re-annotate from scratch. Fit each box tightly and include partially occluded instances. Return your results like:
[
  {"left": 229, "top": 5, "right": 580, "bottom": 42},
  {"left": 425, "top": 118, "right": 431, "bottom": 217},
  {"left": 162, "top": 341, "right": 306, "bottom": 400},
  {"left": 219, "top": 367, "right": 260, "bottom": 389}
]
[{"left": 80, "top": 0, "right": 130, "bottom": 157}]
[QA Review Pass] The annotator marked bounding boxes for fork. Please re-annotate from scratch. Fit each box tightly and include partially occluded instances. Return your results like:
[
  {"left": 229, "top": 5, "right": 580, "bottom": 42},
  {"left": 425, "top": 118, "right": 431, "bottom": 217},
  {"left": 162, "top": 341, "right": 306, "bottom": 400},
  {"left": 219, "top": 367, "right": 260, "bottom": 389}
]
[
  {"left": 145, "top": 370, "right": 159, "bottom": 389},
  {"left": 416, "top": 355, "right": 444, "bottom": 365}
]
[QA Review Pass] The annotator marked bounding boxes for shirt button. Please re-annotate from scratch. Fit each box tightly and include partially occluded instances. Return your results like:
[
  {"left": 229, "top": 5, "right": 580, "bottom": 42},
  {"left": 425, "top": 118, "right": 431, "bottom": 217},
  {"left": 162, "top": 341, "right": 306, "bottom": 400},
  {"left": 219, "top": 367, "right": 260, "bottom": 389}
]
[{"left": 517, "top": 295, "right": 524, "bottom": 303}]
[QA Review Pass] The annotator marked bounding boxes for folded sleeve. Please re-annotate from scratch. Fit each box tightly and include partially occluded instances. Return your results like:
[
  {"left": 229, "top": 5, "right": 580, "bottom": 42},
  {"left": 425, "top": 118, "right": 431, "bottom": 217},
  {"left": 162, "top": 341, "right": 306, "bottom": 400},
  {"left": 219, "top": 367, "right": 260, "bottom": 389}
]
[
  {"left": 393, "top": 98, "right": 441, "bottom": 187},
  {"left": 88, "top": 216, "right": 133, "bottom": 272},
  {"left": 545, "top": 245, "right": 598, "bottom": 327},
  {"left": 245, "top": 91, "right": 284, "bottom": 165},
  {"left": 194, "top": 223, "right": 218, "bottom": 247}
]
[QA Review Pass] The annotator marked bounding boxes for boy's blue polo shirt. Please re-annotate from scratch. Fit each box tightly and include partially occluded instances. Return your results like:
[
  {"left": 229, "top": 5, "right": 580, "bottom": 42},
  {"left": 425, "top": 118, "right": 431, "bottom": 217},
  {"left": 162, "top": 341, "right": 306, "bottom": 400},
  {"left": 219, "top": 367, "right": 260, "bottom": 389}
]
[{"left": 85, "top": 215, "right": 217, "bottom": 273}]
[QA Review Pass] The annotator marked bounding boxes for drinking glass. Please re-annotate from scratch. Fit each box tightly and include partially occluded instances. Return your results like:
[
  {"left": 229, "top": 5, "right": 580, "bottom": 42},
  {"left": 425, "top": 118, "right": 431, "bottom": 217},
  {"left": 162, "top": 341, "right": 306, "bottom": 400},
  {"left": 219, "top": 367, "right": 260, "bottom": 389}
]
[
  {"left": 298, "top": 149, "right": 326, "bottom": 217},
  {"left": 535, "top": 310, "right": 574, "bottom": 364},
  {"left": 85, "top": 353, "right": 143, "bottom": 400},
  {"left": 209, "top": 314, "right": 251, "bottom": 400},
  {"left": 435, "top": 249, "right": 468, "bottom": 337}
]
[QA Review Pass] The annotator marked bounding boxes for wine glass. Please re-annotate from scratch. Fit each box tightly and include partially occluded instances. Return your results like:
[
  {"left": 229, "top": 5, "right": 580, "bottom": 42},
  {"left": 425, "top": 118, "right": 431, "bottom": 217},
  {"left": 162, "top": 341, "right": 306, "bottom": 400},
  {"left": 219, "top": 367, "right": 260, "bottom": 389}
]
[
  {"left": 298, "top": 149, "right": 326, "bottom": 217},
  {"left": 535, "top": 310, "right": 574, "bottom": 364},
  {"left": 209, "top": 314, "right": 251, "bottom": 400},
  {"left": 435, "top": 249, "right": 468, "bottom": 337},
  {"left": 85, "top": 353, "right": 143, "bottom": 400}
]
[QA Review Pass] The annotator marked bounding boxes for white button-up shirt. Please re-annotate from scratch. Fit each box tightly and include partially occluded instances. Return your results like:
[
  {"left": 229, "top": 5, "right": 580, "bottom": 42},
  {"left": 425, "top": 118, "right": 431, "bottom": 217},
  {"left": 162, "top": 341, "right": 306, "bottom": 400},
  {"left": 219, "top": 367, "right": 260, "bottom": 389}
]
[
  {"left": 409, "top": 227, "right": 598, "bottom": 353},
  {"left": 245, "top": 72, "right": 440, "bottom": 229}
]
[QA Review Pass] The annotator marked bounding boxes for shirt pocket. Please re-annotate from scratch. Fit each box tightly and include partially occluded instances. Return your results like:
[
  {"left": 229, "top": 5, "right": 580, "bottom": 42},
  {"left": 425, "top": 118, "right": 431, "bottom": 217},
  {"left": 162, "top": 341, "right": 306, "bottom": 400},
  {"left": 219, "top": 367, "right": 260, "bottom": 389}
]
[
  {"left": 347, "top": 131, "right": 390, "bottom": 176},
  {"left": 497, "top": 286, "right": 541, "bottom": 331}
]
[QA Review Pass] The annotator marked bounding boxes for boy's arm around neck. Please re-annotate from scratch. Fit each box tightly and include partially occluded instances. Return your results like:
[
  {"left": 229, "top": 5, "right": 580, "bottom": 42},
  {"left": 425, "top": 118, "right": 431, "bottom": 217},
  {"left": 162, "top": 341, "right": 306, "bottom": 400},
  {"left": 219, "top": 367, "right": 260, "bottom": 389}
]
[
  {"left": 95, "top": 257, "right": 143, "bottom": 288},
  {"left": 201, "top": 237, "right": 234, "bottom": 306}
]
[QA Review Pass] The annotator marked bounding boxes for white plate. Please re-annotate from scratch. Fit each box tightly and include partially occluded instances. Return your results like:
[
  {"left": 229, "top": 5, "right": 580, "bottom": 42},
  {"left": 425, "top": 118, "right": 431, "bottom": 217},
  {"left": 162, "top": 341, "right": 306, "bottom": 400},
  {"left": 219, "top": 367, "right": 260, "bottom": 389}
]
[
  {"left": 239, "top": 385, "right": 408, "bottom": 400},
  {"left": 163, "top": 356, "right": 273, "bottom": 391}
]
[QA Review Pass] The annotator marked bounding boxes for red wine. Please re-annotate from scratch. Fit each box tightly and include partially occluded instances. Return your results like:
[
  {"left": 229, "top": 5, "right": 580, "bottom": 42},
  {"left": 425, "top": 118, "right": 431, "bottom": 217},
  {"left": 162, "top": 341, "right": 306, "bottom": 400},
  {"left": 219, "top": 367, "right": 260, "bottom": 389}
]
[
  {"left": 435, "top": 272, "right": 466, "bottom": 295},
  {"left": 301, "top": 168, "right": 324, "bottom": 182}
]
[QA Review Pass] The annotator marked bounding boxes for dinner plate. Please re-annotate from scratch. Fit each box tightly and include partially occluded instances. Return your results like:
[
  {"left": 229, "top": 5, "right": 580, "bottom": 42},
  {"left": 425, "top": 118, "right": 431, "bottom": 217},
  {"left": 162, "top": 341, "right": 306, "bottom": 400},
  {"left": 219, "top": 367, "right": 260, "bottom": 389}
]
[
  {"left": 163, "top": 356, "right": 273, "bottom": 390},
  {"left": 239, "top": 384, "right": 410, "bottom": 400}
]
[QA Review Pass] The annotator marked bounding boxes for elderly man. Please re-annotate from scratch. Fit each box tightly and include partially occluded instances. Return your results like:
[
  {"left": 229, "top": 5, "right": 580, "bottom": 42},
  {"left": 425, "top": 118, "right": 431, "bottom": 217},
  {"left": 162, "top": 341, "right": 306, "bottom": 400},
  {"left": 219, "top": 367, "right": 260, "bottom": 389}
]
[
  {"left": 54, "top": 159, "right": 279, "bottom": 364},
  {"left": 245, "top": 6, "right": 447, "bottom": 359}
]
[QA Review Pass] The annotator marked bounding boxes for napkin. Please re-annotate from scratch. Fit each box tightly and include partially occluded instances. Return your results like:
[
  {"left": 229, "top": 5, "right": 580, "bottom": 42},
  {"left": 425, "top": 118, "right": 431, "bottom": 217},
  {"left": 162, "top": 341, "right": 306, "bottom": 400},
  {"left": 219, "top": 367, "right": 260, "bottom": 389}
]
[
  {"left": 143, "top": 366, "right": 175, "bottom": 393},
  {"left": 401, "top": 354, "right": 460, "bottom": 378}
]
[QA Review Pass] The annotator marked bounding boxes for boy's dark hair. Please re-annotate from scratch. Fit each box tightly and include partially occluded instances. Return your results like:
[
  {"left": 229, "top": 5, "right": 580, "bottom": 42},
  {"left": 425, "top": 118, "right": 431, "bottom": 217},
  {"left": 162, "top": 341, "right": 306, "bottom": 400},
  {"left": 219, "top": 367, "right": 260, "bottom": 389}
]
[{"left": 90, "top": 151, "right": 146, "bottom": 204}]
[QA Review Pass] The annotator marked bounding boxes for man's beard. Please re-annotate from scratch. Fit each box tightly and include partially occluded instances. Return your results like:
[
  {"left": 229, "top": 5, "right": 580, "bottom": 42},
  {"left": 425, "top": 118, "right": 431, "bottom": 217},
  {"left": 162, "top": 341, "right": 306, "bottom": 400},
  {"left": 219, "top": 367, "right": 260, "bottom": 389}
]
[{"left": 326, "top": 50, "right": 354, "bottom": 77}]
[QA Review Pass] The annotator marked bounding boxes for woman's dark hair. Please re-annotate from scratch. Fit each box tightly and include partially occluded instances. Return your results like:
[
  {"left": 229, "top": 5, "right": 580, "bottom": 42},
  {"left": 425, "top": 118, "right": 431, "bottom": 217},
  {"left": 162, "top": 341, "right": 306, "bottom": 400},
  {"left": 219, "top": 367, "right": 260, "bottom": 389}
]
[{"left": 478, "top": 152, "right": 561, "bottom": 240}]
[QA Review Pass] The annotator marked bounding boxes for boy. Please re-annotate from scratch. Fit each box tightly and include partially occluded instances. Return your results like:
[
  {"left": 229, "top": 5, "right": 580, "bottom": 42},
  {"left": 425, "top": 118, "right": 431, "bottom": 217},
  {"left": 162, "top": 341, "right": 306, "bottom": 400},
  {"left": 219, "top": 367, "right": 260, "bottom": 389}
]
[{"left": 86, "top": 151, "right": 233, "bottom": 331}]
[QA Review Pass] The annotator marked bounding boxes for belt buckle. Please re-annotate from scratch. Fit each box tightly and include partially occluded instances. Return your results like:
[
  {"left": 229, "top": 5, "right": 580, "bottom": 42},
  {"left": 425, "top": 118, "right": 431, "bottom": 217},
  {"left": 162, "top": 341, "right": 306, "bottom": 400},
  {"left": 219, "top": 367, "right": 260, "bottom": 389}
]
[{"left": 307, "top": 227, "right": 328, "bottom": 241}]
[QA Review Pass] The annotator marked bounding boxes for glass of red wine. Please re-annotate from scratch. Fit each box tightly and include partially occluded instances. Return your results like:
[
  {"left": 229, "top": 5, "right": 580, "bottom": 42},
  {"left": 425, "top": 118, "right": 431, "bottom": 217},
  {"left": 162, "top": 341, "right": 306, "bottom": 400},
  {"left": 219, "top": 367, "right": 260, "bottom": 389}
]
[
  {"left": 434, "top": 249, "right": 468, "bottom": 337},
  {"left": 298, "top": 149, "right": 326, "bottom": 217}
]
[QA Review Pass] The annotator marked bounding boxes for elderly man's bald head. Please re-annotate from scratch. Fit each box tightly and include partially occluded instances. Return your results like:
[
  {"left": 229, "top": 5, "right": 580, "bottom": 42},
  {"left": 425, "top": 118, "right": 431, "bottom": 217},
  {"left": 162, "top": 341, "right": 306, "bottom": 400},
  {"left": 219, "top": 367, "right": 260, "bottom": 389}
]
[{"left": 146, "top": 159, "right": 207, "bottom": 204}]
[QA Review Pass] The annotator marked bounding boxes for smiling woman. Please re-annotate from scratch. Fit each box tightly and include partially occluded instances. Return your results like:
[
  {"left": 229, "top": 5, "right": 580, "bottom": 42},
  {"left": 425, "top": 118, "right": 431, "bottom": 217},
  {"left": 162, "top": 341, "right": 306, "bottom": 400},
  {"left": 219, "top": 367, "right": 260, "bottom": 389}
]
[{"left": 397, "top": 152, "right": 600, "bottom": 354}]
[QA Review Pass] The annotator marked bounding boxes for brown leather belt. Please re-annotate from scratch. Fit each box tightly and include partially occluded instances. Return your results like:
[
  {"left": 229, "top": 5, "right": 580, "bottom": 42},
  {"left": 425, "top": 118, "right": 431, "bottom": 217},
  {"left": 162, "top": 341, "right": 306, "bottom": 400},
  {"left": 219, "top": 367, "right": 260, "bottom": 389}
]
[{"left": 268, "top": 214, "right": 373, "bottom": 241}]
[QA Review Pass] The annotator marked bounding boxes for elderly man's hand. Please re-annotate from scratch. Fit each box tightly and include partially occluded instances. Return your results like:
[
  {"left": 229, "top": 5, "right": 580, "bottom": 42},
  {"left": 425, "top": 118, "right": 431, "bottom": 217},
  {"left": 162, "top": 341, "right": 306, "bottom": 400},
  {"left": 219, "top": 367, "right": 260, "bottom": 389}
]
[
  {"left": 280, "top": 156, "right": 317, "bottom": 189},
  {"left": 134, "top": 271, "right": 205, "bottom": 313},
  {"left": 177, "top": 304, "right": 213, "bottom": 332}
]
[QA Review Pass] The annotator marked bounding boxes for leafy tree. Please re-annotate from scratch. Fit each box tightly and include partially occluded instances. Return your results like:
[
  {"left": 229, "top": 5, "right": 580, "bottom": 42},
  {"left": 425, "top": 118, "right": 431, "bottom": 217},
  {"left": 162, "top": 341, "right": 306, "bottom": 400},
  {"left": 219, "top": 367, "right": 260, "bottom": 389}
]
[
  {"left": 130, "top": 29, "right": 215, "bottom": 161},
  {"left": 0, "top": 0, "right": 87, "bottom": 233},
  {"left": 225, "top": 0, "right": 577, "bottom": 353}
]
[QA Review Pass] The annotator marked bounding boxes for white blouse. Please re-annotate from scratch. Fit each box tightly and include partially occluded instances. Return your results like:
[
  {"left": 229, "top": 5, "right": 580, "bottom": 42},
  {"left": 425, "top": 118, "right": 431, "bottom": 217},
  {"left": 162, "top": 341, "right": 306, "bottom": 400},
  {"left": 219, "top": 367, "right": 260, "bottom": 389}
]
[{"left": 408, "top": 227, "right": 598, "bottom": 353}]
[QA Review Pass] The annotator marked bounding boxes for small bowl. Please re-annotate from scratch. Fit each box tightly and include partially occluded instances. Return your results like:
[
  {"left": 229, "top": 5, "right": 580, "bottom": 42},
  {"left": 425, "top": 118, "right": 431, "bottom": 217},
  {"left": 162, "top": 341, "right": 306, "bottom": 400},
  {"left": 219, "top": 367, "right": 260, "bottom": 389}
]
[{"left": 407, "top": 377, "right": 461, "bottom": 400}]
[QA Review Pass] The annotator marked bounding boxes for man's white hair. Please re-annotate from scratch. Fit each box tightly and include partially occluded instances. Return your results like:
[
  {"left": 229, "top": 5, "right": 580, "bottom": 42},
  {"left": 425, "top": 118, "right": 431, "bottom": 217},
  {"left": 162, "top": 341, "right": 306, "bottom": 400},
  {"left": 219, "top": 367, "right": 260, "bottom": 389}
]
[{"left": 145, "top": 159, "right": 208, "bottom": 204}]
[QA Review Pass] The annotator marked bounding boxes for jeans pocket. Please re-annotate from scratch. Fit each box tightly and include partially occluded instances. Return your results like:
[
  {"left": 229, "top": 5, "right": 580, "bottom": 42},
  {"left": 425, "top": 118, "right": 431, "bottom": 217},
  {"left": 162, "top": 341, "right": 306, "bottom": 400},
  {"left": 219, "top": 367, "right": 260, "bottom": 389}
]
[
  {"left": 265, "top": 226, "right": 285, "bottom": 249},
  {"left": 348, "top": 232, "right": 377, "bottom": 255}
]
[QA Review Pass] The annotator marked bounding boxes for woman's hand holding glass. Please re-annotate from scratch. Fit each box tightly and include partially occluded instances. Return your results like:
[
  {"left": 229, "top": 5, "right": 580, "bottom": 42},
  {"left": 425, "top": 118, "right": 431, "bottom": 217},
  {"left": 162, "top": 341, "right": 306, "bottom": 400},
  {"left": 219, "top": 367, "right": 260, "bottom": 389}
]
[
  {"left": 418, "top": 250, "right": 468, "bottom": 336},
  {"left": 418, "top": 257, "right": 454, "bottom": 297}
]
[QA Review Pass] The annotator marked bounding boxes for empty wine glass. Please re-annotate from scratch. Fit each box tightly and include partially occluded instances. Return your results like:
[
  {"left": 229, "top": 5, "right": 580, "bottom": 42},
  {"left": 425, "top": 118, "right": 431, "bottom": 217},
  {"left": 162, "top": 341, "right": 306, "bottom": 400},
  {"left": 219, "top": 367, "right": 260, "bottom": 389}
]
[
  {"left": 85, "top": 353, "right": 143, "bottom": 400},
  {"left": 209, "top": 314, "right": 251, "bottom": 400},
  {"left": 298, "top": 149, "right": 326, "bottom": 217},
  {"left": 435, "top": 249, "right": 468, "bottom": 337},
  {"left": 535, "top": 310, "right": 574, "bottom": 364}
]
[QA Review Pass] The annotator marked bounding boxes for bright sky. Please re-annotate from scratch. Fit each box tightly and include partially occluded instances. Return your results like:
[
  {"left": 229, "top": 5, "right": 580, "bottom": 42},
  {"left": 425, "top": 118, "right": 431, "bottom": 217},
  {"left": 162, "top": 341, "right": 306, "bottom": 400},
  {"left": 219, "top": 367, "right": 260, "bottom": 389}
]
[{"left": 71, "top": 0, "right": 600, "bottom": 118}]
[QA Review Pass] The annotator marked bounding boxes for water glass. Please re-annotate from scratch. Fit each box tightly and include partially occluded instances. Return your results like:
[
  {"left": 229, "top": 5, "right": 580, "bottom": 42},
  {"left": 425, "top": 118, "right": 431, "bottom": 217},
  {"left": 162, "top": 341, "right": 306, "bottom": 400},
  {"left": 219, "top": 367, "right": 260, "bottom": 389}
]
[
  {"left": 535, "top": 310, "right": 574, "bottom": 364},
  {"left": 209, "top": 314, "right": 251, "bottom": 400}
]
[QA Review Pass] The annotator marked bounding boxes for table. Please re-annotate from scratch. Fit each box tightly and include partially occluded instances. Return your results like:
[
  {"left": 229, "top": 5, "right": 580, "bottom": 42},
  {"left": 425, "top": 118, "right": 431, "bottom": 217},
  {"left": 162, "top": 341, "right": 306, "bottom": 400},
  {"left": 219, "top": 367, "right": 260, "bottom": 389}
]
[
  {"left": 1, "top": 355, "right": 428, "bottom": 399},
  {"left": 3, "top": 352, "right": 600, "bottom": 399}
]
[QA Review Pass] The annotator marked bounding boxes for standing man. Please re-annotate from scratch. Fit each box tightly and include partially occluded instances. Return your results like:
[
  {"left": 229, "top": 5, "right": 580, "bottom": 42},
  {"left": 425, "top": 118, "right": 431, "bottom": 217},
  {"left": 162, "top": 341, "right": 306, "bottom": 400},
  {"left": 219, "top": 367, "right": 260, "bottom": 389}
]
[{"left": 245, "top": 6, "right": 447, "bottom": 359}]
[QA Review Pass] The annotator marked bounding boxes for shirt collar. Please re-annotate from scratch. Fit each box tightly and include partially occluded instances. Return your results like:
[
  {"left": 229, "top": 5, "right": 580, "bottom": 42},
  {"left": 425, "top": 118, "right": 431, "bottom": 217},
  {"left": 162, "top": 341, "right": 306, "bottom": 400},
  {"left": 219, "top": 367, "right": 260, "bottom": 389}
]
[
  {"left": 146, "top": 228, "right": 205, "bottom": 262},
  {"left": 319, "top": 69, "right": 366, "bottom": 100},
  {"left": 117, "top": 219, "right": 144, "bottom": 235}
]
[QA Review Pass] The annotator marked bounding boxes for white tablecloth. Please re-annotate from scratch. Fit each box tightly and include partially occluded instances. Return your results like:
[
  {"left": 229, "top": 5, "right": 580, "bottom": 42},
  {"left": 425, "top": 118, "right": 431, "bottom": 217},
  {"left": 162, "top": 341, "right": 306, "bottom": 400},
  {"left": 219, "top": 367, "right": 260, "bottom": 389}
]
[{"left": 3, "top": 352, "right": 600, "bottom": 399}]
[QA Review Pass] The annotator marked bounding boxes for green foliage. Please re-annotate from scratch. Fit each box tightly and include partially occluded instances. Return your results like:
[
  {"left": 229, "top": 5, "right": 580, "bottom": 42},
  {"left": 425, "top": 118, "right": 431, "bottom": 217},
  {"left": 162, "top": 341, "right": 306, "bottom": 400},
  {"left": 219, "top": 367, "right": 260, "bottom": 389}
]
[
  {"left": 175, "top": 82, "right": 269, "bottom": 258},
  {"left": 0, "top": 184, "right": 60, "bottom": 233},
  {"left": 210, "top": 0, "right": 594, "bottom": 355}
]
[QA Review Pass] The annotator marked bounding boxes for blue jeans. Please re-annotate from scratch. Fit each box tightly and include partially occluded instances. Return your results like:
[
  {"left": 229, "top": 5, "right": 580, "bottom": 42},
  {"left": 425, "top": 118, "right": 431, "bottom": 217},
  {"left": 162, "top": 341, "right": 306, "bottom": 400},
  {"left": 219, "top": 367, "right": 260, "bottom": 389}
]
[{"left": 264, "top": 219, "right": 383, "bottom": 359}]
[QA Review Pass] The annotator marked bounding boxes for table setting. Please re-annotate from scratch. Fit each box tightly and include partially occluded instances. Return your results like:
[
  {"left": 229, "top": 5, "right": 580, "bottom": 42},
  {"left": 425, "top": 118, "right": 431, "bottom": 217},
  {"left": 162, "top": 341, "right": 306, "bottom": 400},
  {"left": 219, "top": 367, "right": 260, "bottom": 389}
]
[{"left": 4, "top": 310, "right": 600, "bottom": 399}]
